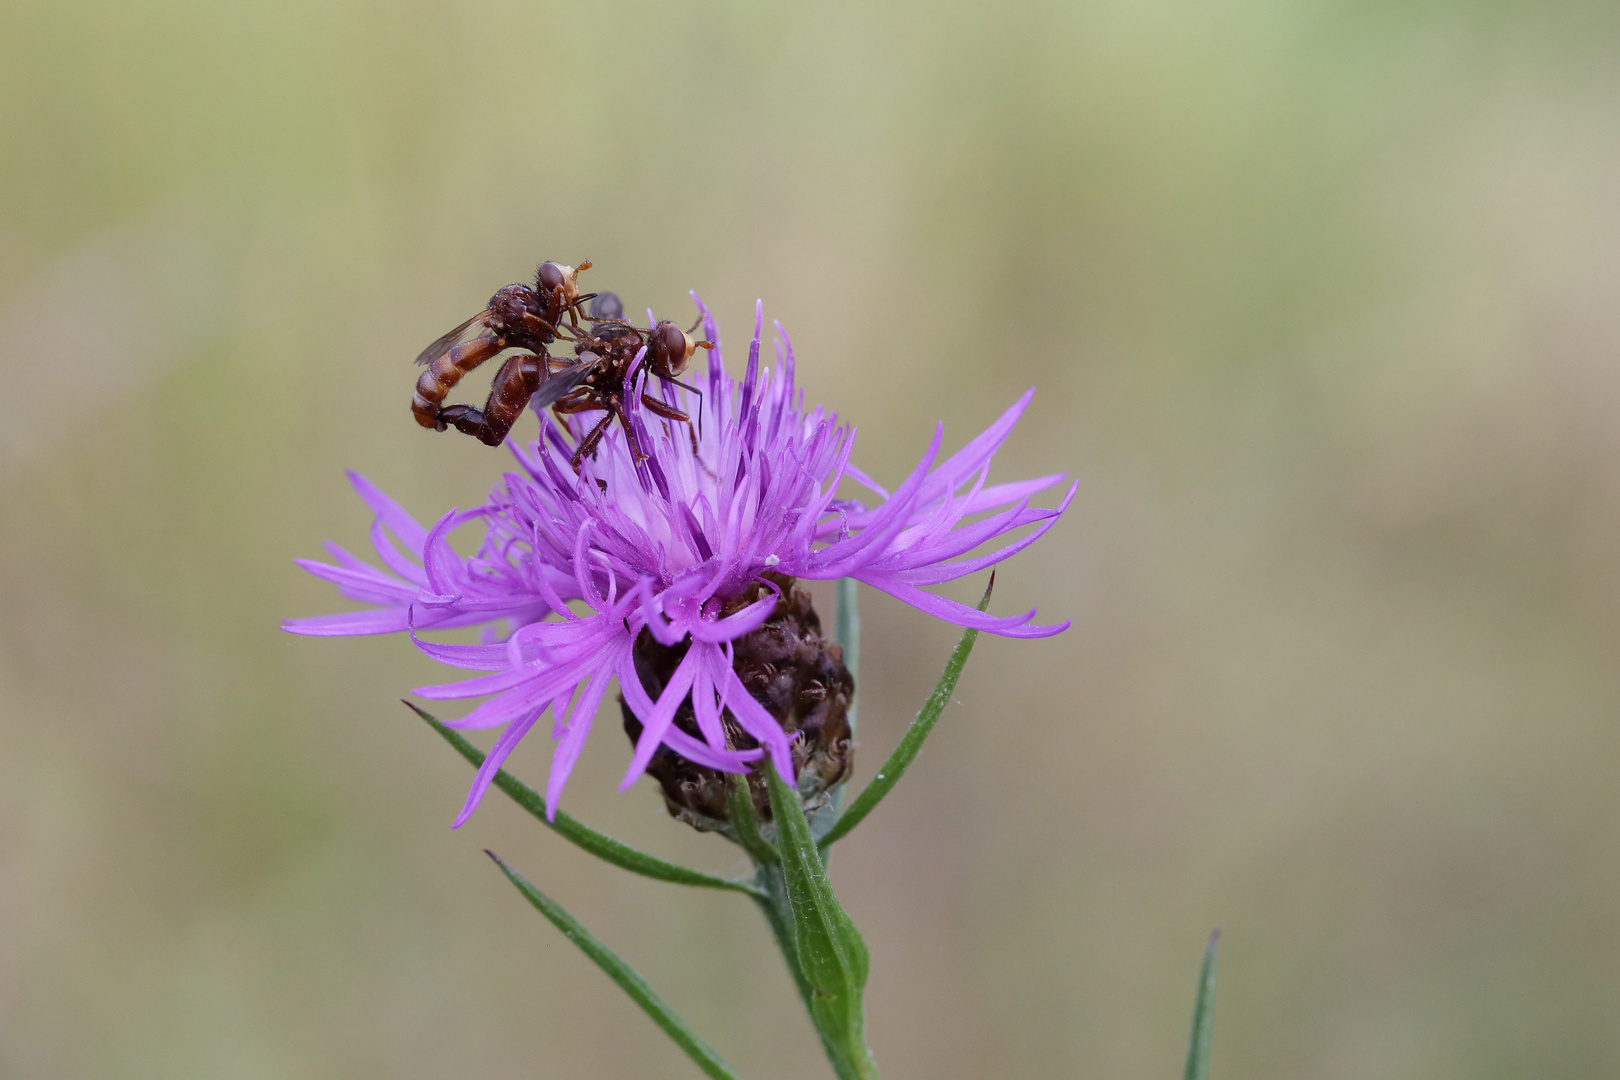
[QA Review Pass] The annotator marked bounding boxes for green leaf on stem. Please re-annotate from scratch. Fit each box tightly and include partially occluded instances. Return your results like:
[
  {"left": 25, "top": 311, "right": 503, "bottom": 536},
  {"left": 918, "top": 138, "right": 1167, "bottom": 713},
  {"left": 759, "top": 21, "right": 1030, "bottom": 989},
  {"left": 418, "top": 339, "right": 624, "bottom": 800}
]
[
  {"left": 405, "top": 702, "right": 762, "bottom": 897},
  {"left": 486, "top": 851, "right": 746, "bottom": 1080},
  {"left": 817, "top": 574, "right": 995, "bottom": 849},
  {"left": 1183, "top": 929, "right": 1221, "bottom": 1080},
  {"left": 765, "top": 767, "right": 878, "bottom": 1080}
]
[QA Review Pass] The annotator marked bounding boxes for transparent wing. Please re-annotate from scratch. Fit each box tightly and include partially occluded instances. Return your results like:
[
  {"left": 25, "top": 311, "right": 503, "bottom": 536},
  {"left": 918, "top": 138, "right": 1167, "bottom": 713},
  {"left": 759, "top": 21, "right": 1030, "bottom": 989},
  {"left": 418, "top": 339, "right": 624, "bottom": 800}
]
[
  {"left": 529, "top": 359, "right": 599, "bottom": 411},
  {"left": 414, "top": 311, "right": 489, "bottom": 367}
]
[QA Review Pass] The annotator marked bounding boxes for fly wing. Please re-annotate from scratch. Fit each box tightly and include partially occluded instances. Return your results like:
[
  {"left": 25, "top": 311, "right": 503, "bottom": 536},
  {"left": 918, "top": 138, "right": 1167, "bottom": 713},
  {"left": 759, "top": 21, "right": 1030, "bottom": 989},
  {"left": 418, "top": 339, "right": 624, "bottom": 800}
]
[
  {"left": 529, "top": 359, "right": 597, "bottom": 411},
  {"left": 414, "top": 312, "right": 489, "bottom": 367}
]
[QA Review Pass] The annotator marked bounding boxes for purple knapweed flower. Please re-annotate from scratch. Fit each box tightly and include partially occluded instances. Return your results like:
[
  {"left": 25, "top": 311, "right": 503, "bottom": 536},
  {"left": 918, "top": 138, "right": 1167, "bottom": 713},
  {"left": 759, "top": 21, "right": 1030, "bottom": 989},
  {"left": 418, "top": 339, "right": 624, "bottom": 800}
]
[{"left": 286, "top": 297, "right": 1076, "bottom": 826}]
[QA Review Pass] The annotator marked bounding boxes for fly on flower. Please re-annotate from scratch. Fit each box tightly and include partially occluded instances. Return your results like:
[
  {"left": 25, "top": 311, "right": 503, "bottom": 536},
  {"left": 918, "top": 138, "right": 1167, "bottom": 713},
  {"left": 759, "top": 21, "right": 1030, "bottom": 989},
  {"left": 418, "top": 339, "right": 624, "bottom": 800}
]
[
  {"left": 531, "top": 311, "right": 714, "bottom": 472},
  {"left": 413, "top": 260, "right": 714, "bottom": 468},
  {"left": 289, "top": 295, "right": 1077, "bottom": 828},
  {"left": 412, "top": 260, "right": 598, "bottom": 445}
]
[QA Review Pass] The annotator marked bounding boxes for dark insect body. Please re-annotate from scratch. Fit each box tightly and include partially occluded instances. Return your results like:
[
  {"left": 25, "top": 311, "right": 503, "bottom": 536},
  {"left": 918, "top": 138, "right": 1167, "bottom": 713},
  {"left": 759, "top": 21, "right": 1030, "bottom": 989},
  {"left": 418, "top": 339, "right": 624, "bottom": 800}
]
[
  {"left": 409, "top": 261, "right": 712, "bottom": 472},
  {"left": 410, "top": 261, "right": 595, "bottom": 445},
  {"left": 538, "top": 313, "right": 713, "bottom": 473}
]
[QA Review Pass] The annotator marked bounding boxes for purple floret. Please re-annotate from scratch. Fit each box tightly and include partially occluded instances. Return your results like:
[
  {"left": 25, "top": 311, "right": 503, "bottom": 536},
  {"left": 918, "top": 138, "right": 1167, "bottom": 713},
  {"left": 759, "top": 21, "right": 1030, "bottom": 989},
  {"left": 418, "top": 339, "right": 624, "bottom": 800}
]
[{"left": 286, "top": 296, "right": 1076, "bottom": 825}]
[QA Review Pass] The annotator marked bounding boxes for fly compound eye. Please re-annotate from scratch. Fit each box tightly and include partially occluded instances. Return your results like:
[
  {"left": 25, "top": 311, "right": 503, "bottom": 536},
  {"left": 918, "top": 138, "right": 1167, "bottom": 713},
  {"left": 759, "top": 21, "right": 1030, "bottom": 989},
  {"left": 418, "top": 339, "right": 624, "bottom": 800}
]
[
  {"left": 537, "top": 262, "right": 564, "bottom": 293},
  {"left": 657, "top": 324, "right": 691, "bottom": 374}
]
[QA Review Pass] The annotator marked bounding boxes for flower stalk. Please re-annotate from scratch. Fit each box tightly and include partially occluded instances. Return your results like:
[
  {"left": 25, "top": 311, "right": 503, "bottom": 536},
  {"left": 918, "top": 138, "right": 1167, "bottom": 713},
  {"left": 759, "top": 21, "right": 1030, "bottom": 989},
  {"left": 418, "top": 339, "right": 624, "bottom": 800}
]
[{"left": 764, "top": 764, "right": 878, "bottom": 1080}]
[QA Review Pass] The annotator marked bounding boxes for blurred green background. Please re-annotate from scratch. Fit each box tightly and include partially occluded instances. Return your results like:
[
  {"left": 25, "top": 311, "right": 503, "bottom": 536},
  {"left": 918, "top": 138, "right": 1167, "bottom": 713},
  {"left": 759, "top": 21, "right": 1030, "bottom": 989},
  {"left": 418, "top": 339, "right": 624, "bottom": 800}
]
[{"left": 4, "top": 0, "right": 1620, "bottom": 1076}]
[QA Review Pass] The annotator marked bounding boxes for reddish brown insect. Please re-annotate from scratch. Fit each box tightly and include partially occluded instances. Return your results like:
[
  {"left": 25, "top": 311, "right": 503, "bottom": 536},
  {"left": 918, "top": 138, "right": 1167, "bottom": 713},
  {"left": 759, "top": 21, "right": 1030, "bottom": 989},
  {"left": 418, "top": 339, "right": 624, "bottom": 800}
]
[
  {"left": 536, "top": 313, "right": 713, "bottom": 473},
  {"left": 410, "top": 261, "right": 595, "bottom": 445}
]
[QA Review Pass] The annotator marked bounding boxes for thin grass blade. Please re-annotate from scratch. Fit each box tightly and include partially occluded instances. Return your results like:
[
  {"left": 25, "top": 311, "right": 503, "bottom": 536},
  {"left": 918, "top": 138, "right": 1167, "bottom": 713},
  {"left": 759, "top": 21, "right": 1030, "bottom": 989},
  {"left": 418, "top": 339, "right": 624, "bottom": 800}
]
[
  {"left": 1183, "top": 928, "right": 1221, "bottom": 1080},
  {"left": 486, "top": 851, "right": 746, "bottom": 1080},
  {"left": 407, "top": 702, "right": 761, "bottom": 896},
  {"left": 818, "top": 574, "right": 994, "bottom": 848}
]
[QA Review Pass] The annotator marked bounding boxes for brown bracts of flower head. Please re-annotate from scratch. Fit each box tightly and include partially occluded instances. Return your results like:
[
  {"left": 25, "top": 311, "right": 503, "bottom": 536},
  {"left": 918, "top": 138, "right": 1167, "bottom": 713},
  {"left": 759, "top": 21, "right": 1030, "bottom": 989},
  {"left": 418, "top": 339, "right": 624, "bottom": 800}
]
[
  {"left": 410, "top": 261, "right": 594, "bottom": 436},
  {"left": 620, "top": 573, "right": 855, "bottom": 833}
]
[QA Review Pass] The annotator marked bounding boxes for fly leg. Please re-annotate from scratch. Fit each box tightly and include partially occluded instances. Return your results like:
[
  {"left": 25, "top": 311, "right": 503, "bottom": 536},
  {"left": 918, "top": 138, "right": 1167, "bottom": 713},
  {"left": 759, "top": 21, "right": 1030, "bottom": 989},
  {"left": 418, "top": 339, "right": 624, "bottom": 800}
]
[
  {"left": 639, "top": 382, "right": 714, "bottom": 479},
  {"left": 564, "top": 292, "right": 598, "bottom": 330},
  {"left": 611, "top": 398, "right": 647, "bottom": 464},
  {"left": 568, "top": 411, "right": 617, "bottom": 474},
  {"left": 640, "top": 391, "right": 699, "bottom": 457},
  {"left": 551, "top": 392, "right": 612, "bottom": 474},
  {"left": 560, "top": 393, "right": 641, "bottom": 469}
]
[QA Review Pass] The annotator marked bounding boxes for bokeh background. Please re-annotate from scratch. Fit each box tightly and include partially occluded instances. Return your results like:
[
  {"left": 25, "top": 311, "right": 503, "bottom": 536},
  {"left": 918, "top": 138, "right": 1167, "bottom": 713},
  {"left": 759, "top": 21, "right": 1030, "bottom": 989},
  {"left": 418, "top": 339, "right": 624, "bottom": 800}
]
[{"left": 4, "top": 0, "right": 1620, "bottom": 1076}]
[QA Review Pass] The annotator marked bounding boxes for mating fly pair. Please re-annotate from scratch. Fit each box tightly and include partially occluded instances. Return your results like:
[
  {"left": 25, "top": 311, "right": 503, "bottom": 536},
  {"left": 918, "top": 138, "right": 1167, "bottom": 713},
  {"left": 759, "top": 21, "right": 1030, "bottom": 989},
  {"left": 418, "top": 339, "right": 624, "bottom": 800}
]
[{"left": 411, "top": 261, "right": 712, "bottom": 473}]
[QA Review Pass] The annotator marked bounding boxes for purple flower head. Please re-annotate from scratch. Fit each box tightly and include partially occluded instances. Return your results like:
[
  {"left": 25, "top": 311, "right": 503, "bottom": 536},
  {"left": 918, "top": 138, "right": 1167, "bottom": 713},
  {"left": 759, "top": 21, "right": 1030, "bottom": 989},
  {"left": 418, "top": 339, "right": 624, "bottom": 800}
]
[{"left": 286, "top": 297, "right": 1076, "bottom": 826}]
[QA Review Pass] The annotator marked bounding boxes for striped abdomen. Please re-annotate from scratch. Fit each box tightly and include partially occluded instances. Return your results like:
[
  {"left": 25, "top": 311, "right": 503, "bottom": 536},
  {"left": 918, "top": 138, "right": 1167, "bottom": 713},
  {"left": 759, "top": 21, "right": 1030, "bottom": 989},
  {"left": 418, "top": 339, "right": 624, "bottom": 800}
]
[{"left": 412, "top": 336, "right": 503, "bottom": 429}]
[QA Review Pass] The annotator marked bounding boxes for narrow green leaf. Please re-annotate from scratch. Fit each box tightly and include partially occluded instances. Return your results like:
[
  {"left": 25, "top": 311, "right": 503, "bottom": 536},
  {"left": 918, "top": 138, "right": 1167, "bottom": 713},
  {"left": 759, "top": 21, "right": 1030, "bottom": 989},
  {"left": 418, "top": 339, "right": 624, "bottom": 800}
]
[
  {"left": 766, "top": 767, "right": 878, "bottom": 1080},
  {"left": 818, "top": 574, "right": 994, "bottom": 849},
  {"left": 406, "top": 702, "right": 762, "bottom": 897},
  {"left": 486, "top": 851, "right": 746, "bottom": 1080},
  {"left": 1183, "top": 929, "right": 1221, "bottom": 1080}
]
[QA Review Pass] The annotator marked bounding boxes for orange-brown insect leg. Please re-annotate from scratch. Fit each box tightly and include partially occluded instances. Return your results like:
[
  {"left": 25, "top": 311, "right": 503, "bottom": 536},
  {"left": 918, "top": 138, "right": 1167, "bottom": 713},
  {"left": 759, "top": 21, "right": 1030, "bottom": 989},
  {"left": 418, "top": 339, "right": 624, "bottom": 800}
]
[
  {"left": 640, "top": 392, "right": 699, "bottom": 456},
  {"left": 613, "top": 401, "right": 646, "bottom": 463},
  {"left": 570, "top": 412, "right": 616, "bottom": 473}
]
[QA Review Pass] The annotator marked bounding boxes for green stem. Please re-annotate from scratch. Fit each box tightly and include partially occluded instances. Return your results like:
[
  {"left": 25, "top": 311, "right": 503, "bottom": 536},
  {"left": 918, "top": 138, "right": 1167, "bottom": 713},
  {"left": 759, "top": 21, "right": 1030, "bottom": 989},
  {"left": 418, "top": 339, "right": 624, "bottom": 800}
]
[
  {"left": 764, "top": 768, "right": 879, "bottom": 1080},
  {"left": 835, "top": 576, "right": 860, "bottom": 743},
  {"left": 725, "top": 779, "right": 843, "bottom": 1067},
  {"left": 752, "top": 861, "right": 874, "bottom": 1079},
  {"left": 752, "top": 865, "right": 816, "bottom": 1014},
  {"left": 824, "top": 577, "right": 861, "bottom": 850}
]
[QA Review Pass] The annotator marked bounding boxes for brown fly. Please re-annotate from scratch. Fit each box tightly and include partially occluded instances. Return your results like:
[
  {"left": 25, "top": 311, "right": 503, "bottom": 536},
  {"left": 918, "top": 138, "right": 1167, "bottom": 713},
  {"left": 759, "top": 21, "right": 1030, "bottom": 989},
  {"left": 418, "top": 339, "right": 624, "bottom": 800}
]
[
  {"left": 410, "top": 261, "right": 595, "bottom": 444},
  {"left": 538, "top": 313, "right": 713, "bottom": 473},
  {"left": 411, "top": 262, "right": 712, "bottom": 470}
]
